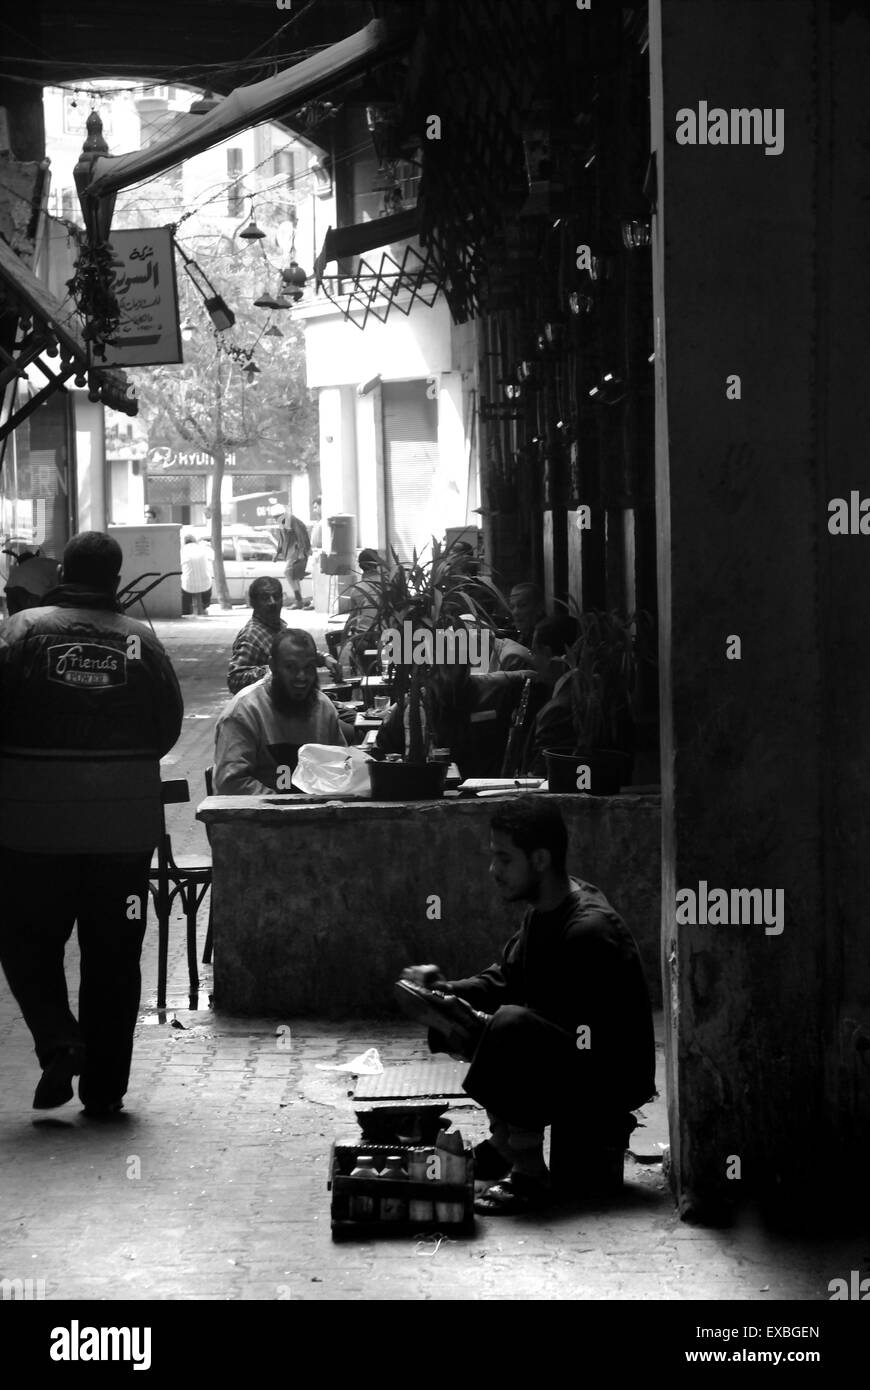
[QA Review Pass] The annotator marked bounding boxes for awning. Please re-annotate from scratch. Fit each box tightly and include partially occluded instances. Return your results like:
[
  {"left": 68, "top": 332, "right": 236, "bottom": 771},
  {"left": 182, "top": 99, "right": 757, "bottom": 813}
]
[
  {"left": 83, "top": 18, "right": 416, "bottom": 200},
  {"left": 0, "top": 237, "right": 137, "bottom": 441},
  {"left": 313, "top": 208, "right": 420, "bottom": 287}
]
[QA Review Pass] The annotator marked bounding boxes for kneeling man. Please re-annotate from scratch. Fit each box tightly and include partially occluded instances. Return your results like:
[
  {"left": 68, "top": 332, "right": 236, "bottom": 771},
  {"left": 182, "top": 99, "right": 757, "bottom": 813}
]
[
  {"left": 400, "top": 797, "right": 655, "bottom": 1213},
  {"left": 214, "top": 628, "right": 346, "bottom": 794}
]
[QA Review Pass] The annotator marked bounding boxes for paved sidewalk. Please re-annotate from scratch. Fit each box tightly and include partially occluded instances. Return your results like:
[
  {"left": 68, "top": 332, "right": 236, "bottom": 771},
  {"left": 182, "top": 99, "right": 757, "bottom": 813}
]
[{"left": 0, "top": 611, "right": 863, "bottom": 1301}]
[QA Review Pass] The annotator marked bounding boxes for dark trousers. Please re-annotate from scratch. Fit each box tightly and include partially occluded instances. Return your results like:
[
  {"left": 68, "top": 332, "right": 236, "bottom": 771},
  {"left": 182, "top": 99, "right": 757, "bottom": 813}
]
[
  {"left": 182, "top": 588, "right": 212, "bottom": 615},
  {"left": 0, "top": 847, "right": 151, "bottom": 1105},
  {"left": 461, "top": 1004, "right": 635, "bottom": 1137}
]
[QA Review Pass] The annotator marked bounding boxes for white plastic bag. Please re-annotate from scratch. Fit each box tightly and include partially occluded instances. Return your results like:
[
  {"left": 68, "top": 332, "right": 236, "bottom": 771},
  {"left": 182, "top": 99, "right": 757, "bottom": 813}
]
[{"left": 291, "top": 743, "right": 372, "bottom": 796}]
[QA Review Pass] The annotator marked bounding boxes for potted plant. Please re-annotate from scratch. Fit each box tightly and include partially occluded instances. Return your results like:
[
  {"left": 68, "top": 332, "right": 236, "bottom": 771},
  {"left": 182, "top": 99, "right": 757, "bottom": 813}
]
[
  {"left": 342, "top": 539, "right": 508, "bottom": 799},
  {"left": 544, "top": 608, "right": 655, "bottom": 795}
]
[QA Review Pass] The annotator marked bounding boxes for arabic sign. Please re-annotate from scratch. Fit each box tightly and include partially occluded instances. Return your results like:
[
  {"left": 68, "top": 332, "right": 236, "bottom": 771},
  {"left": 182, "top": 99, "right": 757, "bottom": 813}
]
[{"left": 101, "top": 228, "right": 182, "bottom": 367}]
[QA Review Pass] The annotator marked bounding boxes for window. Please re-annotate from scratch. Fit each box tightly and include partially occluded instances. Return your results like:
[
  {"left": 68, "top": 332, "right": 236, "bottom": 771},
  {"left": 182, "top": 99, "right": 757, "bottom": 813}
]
[{"left": 271, "top": 149, "right": 295, "bottom": 184}]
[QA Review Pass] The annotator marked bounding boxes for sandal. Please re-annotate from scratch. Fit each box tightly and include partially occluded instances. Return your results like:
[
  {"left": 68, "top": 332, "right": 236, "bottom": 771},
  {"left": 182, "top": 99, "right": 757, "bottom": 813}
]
[{"left": 474, "top": 1173, "right": 553, "bottom": 1215}]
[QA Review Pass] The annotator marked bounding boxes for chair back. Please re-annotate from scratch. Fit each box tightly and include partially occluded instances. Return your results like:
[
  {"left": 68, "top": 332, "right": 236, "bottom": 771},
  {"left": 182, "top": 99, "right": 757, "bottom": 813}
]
[{"left": 161, "top": 778, "right": 191, "bottom": 807}]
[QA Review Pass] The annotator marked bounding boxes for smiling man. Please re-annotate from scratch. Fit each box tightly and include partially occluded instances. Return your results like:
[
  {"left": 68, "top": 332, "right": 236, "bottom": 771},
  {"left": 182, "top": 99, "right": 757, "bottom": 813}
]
[
  {"left": 214, "top": 628, "right": 346, "bottom": 794},
  {"left": 227, "top": 577, "right": 340, "bottom": 696},
  {"left": 400, "top": 797, "right": 655, "bottom": 1213}
]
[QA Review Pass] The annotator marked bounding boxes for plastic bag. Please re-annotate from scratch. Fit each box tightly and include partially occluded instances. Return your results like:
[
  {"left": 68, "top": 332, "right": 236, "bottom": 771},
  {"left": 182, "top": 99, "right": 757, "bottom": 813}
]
[
  {"left": 315, "top": 1047, "right": 383, "bottom": 1075},
  {"left": 291, "top": 742, "right": 372, "bottom": 796}
]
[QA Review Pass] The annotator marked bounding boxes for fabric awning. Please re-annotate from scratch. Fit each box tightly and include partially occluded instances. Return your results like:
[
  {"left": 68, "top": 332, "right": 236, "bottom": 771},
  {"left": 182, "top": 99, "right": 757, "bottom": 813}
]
[
  {"left": 0, "top": 237, "right": 137, "bottom": 440},
  {"left": 84, "top": 18, "right": 416, "bottom": 200},
  {"left": 313, "top": 208, "right": 420, "bottom": 287}
]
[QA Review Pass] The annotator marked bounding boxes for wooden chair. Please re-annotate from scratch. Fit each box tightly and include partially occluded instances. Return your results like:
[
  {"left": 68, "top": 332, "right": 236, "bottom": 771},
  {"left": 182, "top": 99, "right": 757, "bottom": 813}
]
[{"left": 149, "top": 779, "right": 212, "bottom": 1008}]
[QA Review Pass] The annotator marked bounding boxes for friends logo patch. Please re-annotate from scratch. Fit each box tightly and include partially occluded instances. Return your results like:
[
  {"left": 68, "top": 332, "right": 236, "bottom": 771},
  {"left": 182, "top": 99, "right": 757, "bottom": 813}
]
[{"left": 47, "top": 643, "right": 127, "bottom": 689}]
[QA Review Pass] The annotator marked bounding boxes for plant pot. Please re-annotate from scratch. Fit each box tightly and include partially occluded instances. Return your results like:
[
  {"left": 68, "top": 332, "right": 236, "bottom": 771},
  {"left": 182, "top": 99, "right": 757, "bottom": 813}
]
[
  {"left": 367, "top": 760, "right": 448, "bottom": 801},
  {"left": 544, "top": 747, "right": 632, "bottom": 796}
]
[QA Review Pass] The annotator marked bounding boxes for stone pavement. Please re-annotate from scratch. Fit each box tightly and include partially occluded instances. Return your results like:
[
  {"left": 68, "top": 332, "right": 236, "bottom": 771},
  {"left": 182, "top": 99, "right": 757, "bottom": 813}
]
[{"left": 0, "top": 607, "right": 863, "bottom": 1302}]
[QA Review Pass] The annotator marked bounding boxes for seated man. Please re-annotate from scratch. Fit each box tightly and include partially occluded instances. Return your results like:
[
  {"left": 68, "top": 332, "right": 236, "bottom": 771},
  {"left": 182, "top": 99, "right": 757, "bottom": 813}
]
[
  {"left": 214, "top": 628, "right": 346, "bottom": 794},
  {"left": 228, "top": 577, "right": 341, "bottom": 695},
  {"left": 374, "top": 657, "right": 533, "bottom": 779},
  {"left": 489, "top": 581, "right": 547, "bottom": 672},
  {"left": 519, "top": 613, "right": 581, "bottom": 775},
  {"left": 399, "top": 798, "right": 655, "bottom": 1214},
  {"left": 332, "top": 549, "right": 383, "bottom": 675}
]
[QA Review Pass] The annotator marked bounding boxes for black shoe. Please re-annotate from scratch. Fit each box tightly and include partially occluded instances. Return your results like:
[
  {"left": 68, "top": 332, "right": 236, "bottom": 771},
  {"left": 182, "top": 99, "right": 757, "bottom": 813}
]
[
  {"left": 33, "top": 1045, "right": 86, "bottom": 1110},
  {"left": 81, "top": 1099, "right": 125, "bottom": 1119},
  {"left": 394, "top": 979, "right": 489, "bottom": 1055}
]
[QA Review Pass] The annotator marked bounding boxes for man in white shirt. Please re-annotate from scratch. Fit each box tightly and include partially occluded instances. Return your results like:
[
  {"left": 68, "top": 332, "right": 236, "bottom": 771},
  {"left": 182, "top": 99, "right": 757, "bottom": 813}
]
[
  {"left": 214, "top": 628, "right": 346, "bottom": 794},
  {"left": 180, "top": 533, "right": 213, "bottom": 616}
]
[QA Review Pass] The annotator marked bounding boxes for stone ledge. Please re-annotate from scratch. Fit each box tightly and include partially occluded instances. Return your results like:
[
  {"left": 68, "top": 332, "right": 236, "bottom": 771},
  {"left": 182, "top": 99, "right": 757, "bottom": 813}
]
[{"left": 199, "top": 792, "right": 662, "bottom": 1016}]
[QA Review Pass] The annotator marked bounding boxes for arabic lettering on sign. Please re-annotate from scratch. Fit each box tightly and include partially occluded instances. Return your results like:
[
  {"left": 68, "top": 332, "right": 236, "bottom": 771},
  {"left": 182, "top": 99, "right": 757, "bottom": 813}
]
[{"left": 103, "top": 228, "right": 182, "bottom": 367}]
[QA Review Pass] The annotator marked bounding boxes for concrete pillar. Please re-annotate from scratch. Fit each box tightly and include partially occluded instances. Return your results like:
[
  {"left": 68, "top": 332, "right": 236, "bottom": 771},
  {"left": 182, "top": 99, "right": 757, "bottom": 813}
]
[
  {"left": 318, "top": 384, "right": 357, "bottom": 540},
  {"left": 73, "top": 396, "right": 106, "bottom": 532},
  {"left": 651, "top": 0, "right": 870, "bottom": 1225}
]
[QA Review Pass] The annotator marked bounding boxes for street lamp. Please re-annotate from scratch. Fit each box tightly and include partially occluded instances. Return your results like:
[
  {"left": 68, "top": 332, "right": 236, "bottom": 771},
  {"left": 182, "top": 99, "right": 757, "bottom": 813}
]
[{"left": 174, "top": 240, "right": 235, "bottom": 331}]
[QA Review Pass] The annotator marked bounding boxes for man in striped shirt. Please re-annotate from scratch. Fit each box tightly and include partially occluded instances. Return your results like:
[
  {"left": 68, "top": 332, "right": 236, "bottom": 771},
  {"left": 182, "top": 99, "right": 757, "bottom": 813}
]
[{"left": 227, "top": 576, "right": 342, "bottom": 696}]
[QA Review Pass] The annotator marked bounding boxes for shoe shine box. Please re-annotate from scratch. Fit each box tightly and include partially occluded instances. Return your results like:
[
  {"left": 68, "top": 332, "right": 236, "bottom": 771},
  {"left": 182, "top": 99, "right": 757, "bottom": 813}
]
[{"left": 328, "top": 1142, "right": 475, "bottom": 1240}]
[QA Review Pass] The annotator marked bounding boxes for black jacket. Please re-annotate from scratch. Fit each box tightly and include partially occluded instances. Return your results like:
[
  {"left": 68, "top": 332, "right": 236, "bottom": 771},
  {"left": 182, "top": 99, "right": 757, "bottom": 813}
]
[
  {"left": 0, "top": 585, "right": 184, "bottom": 852},
  {"left": 446, "top": 879, "right": 656, "bottom": 1122}
]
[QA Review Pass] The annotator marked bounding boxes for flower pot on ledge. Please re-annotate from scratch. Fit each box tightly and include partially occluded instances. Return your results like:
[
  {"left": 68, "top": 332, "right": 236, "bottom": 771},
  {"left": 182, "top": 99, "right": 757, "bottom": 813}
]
[
  {"left": 367, "top": 760, "right": 448, "bottom": 801},
  {"left": 544, "top": 747, "right": 633, "bottom": 796}
]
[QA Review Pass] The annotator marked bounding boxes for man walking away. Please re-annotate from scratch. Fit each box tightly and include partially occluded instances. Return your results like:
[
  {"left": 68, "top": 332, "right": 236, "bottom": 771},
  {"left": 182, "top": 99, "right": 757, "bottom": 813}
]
[
  {"left": 180, "top": 532, "right": 213, "bottom": 616},
  {"left": 0, "top": 532, "right": 184, "bottom": 1116}
]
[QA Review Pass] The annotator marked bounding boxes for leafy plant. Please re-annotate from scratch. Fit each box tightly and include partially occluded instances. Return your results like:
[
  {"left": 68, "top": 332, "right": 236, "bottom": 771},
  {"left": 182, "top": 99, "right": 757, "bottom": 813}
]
[
  {"left": 560, "top": 606, "right": 656, "bottom": 752},
  {"left": 343, "top": 539, "right": 509, "bottom": 765}
]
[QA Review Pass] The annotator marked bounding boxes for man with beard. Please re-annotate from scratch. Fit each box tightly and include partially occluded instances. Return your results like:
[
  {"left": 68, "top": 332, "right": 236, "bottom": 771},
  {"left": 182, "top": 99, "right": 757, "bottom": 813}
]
[
  {"left": 214, "top": 628, "right": 346, "bottom": 794},
  {"left": 227, "top": 577, "right": 340, "bottom": 695},
  {"left": 398, "top": 798, "right": 655, "bottom": 1213}
]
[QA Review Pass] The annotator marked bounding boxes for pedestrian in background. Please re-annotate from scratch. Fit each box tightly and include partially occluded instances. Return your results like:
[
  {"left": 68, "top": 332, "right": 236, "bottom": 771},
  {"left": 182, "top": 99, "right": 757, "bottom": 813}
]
[
  {"left": 309, "top": 495, "right": 323, "bottom": 551},
  {"left": 279, "top": 511, "right": 312, "bottom": 610},
  {"left": 180, "top": 532, "right": 213, "bottom": 616}
]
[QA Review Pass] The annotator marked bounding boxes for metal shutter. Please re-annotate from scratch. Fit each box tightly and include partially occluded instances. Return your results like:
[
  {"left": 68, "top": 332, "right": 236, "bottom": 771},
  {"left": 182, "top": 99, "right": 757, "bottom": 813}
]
[{"left": 381, "top": 380, "right": 438, "bottom": 561}]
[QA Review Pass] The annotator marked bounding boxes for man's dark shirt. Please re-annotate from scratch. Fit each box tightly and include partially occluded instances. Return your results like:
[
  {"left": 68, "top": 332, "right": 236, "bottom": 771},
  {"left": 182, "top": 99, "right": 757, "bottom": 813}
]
[{"left": 446, "top": 878, "right": 656, "bottom": 1110}]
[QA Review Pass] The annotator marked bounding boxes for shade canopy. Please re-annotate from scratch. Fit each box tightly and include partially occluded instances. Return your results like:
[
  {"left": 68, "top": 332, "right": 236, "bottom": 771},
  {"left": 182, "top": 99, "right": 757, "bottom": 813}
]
[
  {"left": 313, "top": 208, "right": 420, "bottom": 287},
  {"left": 83, "top": 18, "right": 416, "bottom": 200}
]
